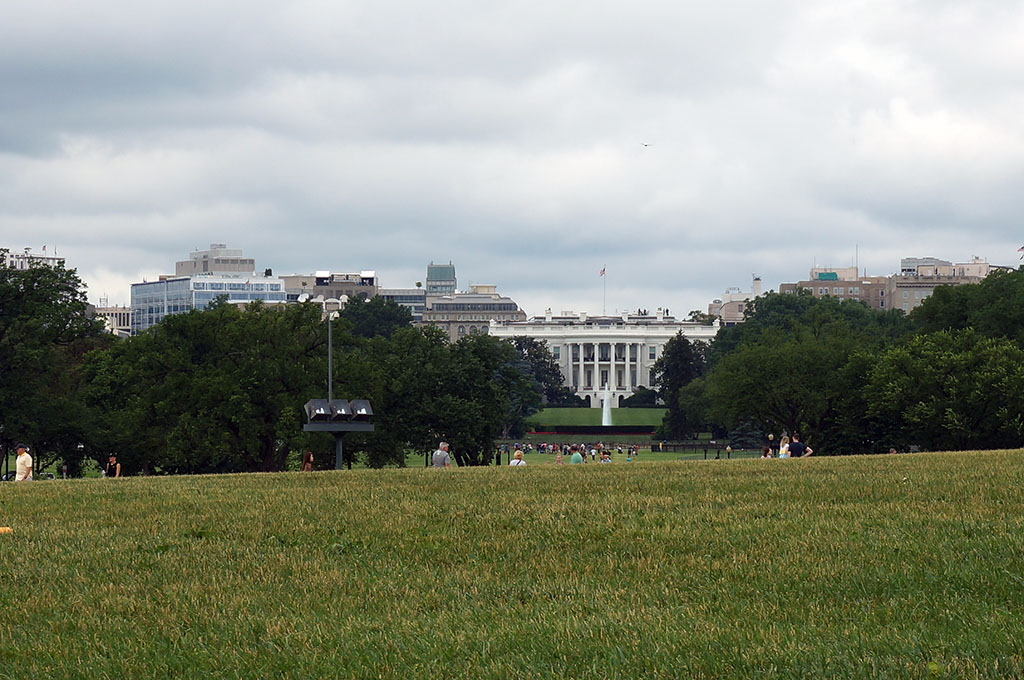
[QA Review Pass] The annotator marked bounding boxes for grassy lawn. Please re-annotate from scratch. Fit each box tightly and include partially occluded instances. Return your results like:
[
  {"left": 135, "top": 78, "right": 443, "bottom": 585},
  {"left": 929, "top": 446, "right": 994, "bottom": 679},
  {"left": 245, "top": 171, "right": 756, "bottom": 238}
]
[
  {"left": 2, "top": 451, "right": 1023, "bottom": 678},
  {"left": 526, "top": 407, "right": 666, "bottom": 427}
]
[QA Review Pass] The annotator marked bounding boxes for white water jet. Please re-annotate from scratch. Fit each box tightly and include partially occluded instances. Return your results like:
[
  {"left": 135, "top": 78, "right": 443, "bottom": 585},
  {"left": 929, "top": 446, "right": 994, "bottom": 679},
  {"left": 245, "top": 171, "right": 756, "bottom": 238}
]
[{"left": 602, "top": 383, "right": 613, "bottom": 426}]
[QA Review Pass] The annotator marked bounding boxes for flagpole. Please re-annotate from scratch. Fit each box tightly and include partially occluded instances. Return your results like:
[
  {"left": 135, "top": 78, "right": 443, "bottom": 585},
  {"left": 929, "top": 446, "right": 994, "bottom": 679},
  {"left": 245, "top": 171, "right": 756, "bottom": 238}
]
[{"left": 602, "top": 264, "right": 607, "bottom": 316}]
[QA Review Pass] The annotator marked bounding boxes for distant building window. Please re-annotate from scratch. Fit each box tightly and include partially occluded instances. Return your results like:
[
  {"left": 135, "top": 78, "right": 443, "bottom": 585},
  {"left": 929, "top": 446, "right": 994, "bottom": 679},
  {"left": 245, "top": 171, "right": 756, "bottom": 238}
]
[
  {"left": 458, "top": 326, "right": 466, "bottom": 336},
  {"left": 903, "top": 302, "right": 909, "bottom": 311},
  {"left": 649, "top": 346, "right": 656, "bottom": 360},
  {"left": 903, "top": 291, "right": 909, "bottom": 299},
  {"left": 552, "top": 347, "right": 560, "bottom": 360},
  {"left": 880, "top": 300, "right": 885, "bottom": 308}
]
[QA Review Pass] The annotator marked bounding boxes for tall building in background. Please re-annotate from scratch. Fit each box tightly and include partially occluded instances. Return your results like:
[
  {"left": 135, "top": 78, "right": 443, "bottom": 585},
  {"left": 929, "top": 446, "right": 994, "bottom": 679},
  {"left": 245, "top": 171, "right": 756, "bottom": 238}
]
[
  {"left": 426, "top": 262, "right": 456, "bottom": 296},
  {"left": 130, "top": 244, "right": 285, "bottom": 334},
  {"left": 420, "top": 284, "right": 526, "bottom": 341}
]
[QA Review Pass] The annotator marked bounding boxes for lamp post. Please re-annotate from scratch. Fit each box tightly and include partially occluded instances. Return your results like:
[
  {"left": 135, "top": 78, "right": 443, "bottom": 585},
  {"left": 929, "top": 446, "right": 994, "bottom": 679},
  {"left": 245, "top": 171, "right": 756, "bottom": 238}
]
[
  {"left": 303, "top": 310, "right": 373, "bottom": 470},
  {"left": 327, "top": 310, "right": 338, "bottom": 402}
]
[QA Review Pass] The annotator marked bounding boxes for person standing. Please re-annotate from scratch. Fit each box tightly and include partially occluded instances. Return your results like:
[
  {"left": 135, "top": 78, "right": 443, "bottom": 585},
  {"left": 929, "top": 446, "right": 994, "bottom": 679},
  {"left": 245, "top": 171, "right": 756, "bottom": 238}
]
[
  {"left": 508, "top": 451, "right": 526, "bottom": 466},
  {"left": 778, "top": 436, "right": 791, "bottom": 459},
  {"left": 788, "top": 434, "right": 814, "bottom": 458},
  {"left": 432, "top": 442, "right": 451, "bottom": 468},
  {"left": 569, "top": 446, "right": 584, "bottom": 464},
  {"left": 14, "top": 444, "right": 32, "bottom": 482},
  {"left": 104, "top": 455, "right": 121, "bottom": 478}
]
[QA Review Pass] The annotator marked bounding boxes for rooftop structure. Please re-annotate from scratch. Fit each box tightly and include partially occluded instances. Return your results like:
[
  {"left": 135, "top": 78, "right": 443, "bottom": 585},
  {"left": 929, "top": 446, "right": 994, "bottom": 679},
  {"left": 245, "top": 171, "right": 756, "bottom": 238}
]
[
  {"left": 4, "top": 247, "right": 65, "bottom": 271},
  {"left": 175, "top": 243, "right": 256, "bottom": 276},
  {"left": 281, "top": 271, "right": 379, "bottom": 308}
]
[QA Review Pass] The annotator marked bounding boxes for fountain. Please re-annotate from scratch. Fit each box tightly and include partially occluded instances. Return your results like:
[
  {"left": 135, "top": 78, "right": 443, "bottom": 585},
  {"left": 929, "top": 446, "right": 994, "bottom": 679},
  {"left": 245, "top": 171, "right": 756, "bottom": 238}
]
[{"left": 601, "top": 383, "right": 613, "bottom": 426}]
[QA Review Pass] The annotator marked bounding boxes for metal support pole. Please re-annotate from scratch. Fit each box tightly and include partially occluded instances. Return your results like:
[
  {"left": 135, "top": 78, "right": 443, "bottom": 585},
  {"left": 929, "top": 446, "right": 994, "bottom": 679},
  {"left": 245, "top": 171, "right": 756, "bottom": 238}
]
[
  {"left": 335, "top": 433, "right": 344, "bottom": 471},
  {"left": 327, "top": 314, "right": 333, "bottom": 403}
]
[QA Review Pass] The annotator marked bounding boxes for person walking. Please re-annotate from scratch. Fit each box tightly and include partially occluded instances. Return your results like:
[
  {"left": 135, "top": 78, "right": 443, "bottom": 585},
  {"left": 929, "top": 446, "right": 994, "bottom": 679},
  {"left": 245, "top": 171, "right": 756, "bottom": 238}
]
[
  {"left": 14, "top": 444, "right": 32, "bottom": 482},
  {"left": 432, "top": 442, "right": 451, "bottom": 468}
]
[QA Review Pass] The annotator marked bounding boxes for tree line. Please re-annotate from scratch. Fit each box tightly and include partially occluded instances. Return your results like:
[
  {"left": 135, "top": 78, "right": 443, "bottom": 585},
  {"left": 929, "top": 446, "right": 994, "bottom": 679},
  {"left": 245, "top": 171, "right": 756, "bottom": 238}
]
[
  {"left": 0, "top": 254, "right": 572, "bottom": 474},
  {"left": 651, "top": 269, "right": 1024, "bottom": 453},
  {"left": 6, "top": 254, "right": 1023, "bottom": 472}
]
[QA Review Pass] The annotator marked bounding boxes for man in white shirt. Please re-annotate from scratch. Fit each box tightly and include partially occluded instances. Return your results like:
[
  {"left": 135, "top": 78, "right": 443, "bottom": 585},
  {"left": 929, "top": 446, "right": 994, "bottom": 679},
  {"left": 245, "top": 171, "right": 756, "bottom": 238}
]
[{"left": 15, "top": 444, "right": 32, "bottom": 482}]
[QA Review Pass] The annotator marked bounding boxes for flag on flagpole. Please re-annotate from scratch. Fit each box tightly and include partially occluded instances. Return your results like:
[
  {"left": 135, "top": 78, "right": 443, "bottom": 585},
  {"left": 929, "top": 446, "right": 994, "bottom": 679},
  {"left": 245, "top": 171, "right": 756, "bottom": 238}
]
[
  {"left": 599, "top": 267, "right": 605, "bottom": 277},
  {"left": 42, "top": 245, "right": 46, "bottom": 252}
]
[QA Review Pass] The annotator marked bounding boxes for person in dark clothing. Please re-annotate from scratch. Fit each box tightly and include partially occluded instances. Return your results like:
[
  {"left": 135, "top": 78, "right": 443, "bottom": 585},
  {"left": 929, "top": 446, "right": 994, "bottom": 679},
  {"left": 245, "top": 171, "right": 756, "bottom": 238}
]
[
  {"left": 105, "top": 455, "right": 121, "bottom": 478},
  {"left": 788, "top": 434, "right": 814, "bottom": 458}
]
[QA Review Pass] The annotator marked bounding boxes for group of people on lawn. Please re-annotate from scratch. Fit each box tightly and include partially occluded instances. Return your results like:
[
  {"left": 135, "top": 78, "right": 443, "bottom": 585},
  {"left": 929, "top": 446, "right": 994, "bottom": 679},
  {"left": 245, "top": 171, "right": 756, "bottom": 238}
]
[
  {"left": 759, "top": 434, "right": 814, "bottom": 459},
  {"left": 431, "top": 441, "right": 635, "bottom": 467}
]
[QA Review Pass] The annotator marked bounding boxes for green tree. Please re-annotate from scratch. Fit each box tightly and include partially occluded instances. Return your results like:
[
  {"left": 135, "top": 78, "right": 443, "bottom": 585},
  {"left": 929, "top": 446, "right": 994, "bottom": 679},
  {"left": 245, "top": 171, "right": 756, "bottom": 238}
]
[
  {"left": 912, "top": 268, "right": 1024, "bottom": 346},
  {"left": 82, "top": 301, "right": 329, "bottom": 473},
  {"left": 509, "top": 336, "right": 573, "bottom": 405},
  {"left": 339, "top": 294, "right": 413, "bottom": 339},
  {"left": 866, "top": 329, "right": 1024, "bottom": 451},
  {"left": 0, "top": 252, "right": 103, "bottom": 469},
  {"left": 651, "top": 331, "right": 706, "bottom": 439},
  {"left": 621, "top": 386, "right": 658, "bottom": 407}
]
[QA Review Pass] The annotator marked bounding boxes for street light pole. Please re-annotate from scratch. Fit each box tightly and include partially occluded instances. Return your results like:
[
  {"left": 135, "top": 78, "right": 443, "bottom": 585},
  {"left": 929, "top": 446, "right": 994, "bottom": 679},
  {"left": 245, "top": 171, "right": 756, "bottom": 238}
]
[{"left": 327, "top": 312, "right": 333, "bottom": 402}]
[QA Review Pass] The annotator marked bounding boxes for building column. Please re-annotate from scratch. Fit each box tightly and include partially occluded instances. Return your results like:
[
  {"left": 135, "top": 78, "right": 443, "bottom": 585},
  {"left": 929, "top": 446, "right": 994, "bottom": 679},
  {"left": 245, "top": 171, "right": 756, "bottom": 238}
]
[
  {"left": 609, "top": 340, "right": 615, "bottom": 391},
  {"left": 577, "top": 341, "right": 584, "bottom": 394}
]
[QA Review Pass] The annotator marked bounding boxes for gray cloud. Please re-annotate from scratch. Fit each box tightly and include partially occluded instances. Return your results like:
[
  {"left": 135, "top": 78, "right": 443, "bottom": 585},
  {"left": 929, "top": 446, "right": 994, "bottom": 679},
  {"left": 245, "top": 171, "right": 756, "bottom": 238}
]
[{"left": 1, "top": 0, "right": 1022, "bottom": 316}]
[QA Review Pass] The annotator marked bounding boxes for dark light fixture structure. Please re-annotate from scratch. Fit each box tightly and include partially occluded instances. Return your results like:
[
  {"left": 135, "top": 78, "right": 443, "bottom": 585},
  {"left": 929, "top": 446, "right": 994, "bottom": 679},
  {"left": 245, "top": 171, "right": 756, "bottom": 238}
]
[
  {"left": 301, "top": 309, "right": 374, "bottom": 469},
  {"left": 303, "top": 398, "right": 374, "bottom": 469}
]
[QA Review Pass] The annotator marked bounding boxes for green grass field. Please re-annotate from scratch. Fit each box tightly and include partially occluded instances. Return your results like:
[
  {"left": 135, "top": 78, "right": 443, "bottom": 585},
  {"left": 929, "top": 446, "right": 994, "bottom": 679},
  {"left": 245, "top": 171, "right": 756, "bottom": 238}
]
[
  {"left": 526, "top": 407, "right": 667, "bottom": 428},
  {"left": 2, "top": 451, "right": 1023, "bottom": 678}
]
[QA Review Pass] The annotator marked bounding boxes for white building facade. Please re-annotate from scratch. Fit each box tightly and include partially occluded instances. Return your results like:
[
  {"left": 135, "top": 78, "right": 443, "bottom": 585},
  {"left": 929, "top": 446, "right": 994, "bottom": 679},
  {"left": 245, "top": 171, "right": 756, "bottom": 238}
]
[
  {"left": 4, "top": 247, "right": 65, "bottom": 270},
  {"left": 490, "top": 310, "right": 719, "bottom": 408}
]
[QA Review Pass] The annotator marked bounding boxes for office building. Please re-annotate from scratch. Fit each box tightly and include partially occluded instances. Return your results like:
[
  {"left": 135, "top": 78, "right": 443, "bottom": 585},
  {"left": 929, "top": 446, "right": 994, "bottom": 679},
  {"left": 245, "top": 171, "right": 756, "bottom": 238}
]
[
  {"left": 379, "top": 288, "right": 427, "bottom": 322},
  {"left": 420, "top": 284, "right": 526, "bottom": 342},
  {"left": 708, "top": 276, "right": 762, "bottom": 326},
  {"left": 130, "top": 245, "right": 285, "bottom": 334},
  {"left": 426, "top": 262, "right": 456, "bottom": 296}
]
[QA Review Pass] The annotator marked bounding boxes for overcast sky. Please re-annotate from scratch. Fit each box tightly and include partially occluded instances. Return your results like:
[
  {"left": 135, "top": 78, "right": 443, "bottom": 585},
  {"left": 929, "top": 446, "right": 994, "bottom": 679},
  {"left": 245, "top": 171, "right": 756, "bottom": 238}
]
[{"left": 2, "top": 1, "right": 1023, "bottom": 317}]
